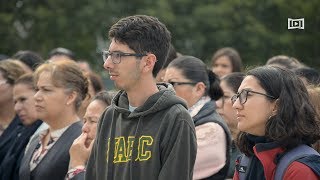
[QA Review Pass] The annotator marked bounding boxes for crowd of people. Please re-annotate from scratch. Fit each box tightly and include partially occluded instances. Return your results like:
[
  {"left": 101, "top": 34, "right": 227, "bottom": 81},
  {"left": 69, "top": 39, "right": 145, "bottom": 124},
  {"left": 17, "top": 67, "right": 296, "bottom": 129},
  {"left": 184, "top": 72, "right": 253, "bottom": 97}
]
[{"left": 0, "top": 14, "right": 320, "bottom": 180}]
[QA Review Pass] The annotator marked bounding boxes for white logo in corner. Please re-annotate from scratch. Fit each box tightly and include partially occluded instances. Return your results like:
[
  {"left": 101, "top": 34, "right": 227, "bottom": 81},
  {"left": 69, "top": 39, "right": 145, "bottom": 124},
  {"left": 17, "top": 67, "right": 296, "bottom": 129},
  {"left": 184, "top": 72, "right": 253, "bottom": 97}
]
[{"left": 288, "top": 18, "right": 304, "bottom": 29}]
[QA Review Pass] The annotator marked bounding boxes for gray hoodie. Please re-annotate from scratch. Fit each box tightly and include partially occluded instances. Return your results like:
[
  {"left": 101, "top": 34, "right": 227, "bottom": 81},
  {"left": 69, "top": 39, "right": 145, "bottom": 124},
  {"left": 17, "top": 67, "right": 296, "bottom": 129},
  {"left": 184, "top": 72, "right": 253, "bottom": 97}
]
[{"left": 85, "top": 84, "right": 197, "bottom": 180}]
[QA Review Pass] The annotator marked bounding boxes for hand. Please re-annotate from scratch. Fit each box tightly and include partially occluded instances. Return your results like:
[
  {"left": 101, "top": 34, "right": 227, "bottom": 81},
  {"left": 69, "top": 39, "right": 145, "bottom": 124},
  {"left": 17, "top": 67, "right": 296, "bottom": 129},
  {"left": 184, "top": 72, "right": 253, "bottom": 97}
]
[{"left": 69, "top": 133, "right": 94, "bottom": 168}]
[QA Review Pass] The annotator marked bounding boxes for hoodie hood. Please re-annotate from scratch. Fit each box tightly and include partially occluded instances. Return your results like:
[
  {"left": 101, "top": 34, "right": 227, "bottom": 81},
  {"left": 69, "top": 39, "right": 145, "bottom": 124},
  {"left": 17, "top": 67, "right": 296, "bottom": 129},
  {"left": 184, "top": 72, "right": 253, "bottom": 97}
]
[{"left": 111, "top": 83, "right": 187, "bottom": 118}]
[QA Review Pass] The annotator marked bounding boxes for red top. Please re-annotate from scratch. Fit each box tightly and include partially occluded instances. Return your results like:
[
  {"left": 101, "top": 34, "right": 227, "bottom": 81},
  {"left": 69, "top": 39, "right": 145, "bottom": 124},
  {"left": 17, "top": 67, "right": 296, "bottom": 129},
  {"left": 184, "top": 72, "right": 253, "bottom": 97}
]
[{"left": 233, "top": 145, "right": 318, "bottom": 180}]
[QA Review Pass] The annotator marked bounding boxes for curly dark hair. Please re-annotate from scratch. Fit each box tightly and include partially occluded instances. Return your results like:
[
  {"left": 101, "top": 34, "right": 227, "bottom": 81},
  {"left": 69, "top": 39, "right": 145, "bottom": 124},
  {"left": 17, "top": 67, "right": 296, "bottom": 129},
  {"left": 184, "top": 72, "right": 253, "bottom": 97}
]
[
  {"left": 237, "top": 66, "right": 320, "bottom": 156},
  {"left": 109, "top": 15, "right": 171, "bottom": 77}
]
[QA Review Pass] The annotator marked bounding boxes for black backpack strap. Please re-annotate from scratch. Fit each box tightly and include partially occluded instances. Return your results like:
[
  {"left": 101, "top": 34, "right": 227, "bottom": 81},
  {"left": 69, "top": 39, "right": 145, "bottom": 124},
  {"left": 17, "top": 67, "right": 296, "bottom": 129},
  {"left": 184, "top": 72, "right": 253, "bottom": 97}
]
[
  {"left": 236, "top": 154, "right": 252, "bottom": 180},
  {"left": 274, "top": 144, "right": 319, "bottom": 180}
]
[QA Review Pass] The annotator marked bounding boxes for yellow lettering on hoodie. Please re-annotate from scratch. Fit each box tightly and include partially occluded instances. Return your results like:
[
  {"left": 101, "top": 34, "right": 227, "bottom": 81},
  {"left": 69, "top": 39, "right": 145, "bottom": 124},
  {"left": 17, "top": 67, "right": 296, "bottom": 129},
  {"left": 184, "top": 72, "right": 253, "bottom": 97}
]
[
  {"left": 135, "top": 136, "right": 153, "bottom": 161},
  {"left": 127, "top": 136, "right": 135, "bottom": 161},
  {"left": 114, "top": 137, "right": 127, "bottom": 163},
  {"left": 107, "top": 136, "right": 154, "bottom": 163}
]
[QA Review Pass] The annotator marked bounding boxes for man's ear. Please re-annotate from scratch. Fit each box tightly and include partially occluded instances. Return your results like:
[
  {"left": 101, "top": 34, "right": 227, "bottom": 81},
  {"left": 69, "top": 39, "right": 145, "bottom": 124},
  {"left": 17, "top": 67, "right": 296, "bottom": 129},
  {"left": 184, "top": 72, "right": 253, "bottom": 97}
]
[{"left": 142, "top": 54, "right": 157, "bottom": 73}]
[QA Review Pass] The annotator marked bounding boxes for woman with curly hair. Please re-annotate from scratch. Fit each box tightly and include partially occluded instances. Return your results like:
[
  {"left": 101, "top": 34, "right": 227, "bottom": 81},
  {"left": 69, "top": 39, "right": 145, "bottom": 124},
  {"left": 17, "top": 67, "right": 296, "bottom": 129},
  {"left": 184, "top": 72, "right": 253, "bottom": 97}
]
[{"left": 232, "top": 66, "right": 320, "bottom": 180}]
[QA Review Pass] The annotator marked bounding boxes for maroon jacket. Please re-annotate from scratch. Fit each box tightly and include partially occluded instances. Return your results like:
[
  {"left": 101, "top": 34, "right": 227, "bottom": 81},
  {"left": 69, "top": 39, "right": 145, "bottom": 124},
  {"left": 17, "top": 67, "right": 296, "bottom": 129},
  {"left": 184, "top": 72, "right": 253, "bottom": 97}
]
[{"left": 233, "top": 143, "right": 318, "bottom": 180}]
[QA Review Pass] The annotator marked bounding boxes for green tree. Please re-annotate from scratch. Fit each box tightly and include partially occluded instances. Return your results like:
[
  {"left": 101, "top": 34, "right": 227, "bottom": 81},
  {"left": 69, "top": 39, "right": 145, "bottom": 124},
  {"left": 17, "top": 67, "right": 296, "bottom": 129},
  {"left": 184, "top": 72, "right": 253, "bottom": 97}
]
[{"left": 1, "top": 0, "right": 319, "bottom": 70}]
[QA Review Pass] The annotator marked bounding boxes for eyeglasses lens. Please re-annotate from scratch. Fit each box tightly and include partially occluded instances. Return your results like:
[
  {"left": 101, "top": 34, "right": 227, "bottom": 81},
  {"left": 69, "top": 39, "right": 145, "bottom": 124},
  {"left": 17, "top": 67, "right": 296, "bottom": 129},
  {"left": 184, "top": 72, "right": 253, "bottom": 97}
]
[{"left": 239, "top": 90, "right": 248, "bottom": 104}]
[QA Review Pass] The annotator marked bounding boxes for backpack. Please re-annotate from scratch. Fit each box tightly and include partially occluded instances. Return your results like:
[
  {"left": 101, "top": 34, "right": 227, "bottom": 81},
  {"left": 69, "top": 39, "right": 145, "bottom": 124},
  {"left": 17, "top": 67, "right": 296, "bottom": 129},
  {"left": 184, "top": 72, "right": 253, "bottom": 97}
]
[{"left": 237, "top": 144, "right": 320, "bottom": 180}]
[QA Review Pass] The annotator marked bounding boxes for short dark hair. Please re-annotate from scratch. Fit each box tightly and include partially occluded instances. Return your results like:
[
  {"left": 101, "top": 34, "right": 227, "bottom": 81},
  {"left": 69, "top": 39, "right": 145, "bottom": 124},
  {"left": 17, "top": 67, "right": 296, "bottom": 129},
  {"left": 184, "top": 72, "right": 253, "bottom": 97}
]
[
  {"left": 92, "top": 90, "right": 113, "bottom": 107},
  {"left": 109, "top": 15, "right": 171, "bottom": 77},
  {"left": 12, "top": 50, "right": 44, "bottom": 71},
  {"left": 266, "top": 55, "right": 302, "bottom": 70},
  {"left": 221, "top": 72, "right": 245, "bottom": 93},
  {"left": 168, "top": 55, "right": 223, "bottom": 100},
  {"left": 211, "top": 47, "right": 243, "bottom": 72},
  {"left": 49, "top": 47, "right": 75, "bottom": 60},
  {"left": 294, "top": 67, "right": 320, "bottom": 86},
  {"left": 162, "top": 44, "right": 177, "bottom": 69},
  {"left": 237, "top": 66, "right": 320, "bottom": 156}
]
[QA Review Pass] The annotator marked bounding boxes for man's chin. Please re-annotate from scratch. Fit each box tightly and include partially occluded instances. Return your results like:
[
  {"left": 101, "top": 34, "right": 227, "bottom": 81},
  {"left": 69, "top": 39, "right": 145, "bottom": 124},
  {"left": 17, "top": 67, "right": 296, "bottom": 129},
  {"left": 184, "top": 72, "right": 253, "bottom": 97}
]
[{"left": 114, "top": 83, "right": 124, "bottom": 90}]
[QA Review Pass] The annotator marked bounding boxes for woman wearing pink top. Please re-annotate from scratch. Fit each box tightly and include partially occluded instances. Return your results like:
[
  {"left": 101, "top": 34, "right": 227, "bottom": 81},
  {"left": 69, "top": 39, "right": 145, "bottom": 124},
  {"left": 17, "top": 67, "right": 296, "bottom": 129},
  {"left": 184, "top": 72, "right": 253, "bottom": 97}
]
[{"left": 164, "top": 56, "right": 232, "bottom": 180}]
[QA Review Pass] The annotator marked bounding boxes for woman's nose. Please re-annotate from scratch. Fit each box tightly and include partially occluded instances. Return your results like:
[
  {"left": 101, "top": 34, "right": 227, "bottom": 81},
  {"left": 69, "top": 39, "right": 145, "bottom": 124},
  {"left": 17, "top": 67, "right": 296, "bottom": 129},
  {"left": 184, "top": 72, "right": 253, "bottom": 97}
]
[
  {"left": 82, "top": 122, "right": 89, "bottom": 133},
  {"left": 34, "top": 91, "right": 43, "bottom": 102},
  {"left": 14, "top": 101, "right": 22, "bottom": 112},
  {"left": 232, "top": 98, "right": 242, "bottom": 109}
]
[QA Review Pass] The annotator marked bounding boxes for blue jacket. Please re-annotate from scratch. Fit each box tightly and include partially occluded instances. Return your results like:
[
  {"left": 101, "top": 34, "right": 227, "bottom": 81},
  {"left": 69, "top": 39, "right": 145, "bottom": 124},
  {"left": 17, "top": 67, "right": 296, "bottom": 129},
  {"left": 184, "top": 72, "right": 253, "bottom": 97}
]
[
  {"left": 0, "top": 115, "right": 20, "bottom": 162},
  {"left": 0, "top": 120, "right": 42, "bottom": 180}
]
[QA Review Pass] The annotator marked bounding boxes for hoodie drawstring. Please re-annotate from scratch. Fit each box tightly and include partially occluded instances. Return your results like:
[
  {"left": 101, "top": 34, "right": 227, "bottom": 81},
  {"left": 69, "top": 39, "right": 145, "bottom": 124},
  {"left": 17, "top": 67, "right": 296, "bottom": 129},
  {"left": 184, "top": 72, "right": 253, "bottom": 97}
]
[
  {"left": 107, "top": 110, "right": 117, "bottom": 180},
  {"left": 130, "top": 116, "right": 143, "bottom": 180}
]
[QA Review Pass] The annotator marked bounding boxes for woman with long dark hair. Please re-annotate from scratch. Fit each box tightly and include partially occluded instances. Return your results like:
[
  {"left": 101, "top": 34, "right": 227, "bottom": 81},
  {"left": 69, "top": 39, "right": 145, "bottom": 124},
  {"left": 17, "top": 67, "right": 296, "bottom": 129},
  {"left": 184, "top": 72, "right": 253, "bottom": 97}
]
[{"left": 232, "top": 66, "right": 320, "bottom": 179}]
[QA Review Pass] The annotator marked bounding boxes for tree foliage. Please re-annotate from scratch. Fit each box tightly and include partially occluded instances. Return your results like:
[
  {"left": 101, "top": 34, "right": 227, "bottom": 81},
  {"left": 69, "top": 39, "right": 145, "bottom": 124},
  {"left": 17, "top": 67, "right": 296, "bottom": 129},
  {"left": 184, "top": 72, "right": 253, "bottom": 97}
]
[{"left": 0, "top": 0, "right": 319, "bottom": 70}]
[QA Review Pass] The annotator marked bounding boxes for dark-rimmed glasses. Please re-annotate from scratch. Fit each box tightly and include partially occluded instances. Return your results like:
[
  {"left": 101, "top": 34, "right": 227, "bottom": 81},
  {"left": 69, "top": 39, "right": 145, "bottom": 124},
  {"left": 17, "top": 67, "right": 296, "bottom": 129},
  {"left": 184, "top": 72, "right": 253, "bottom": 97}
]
[
  {"left": 168, "top": 81, "right": 197, "bottom": 87},
  {"left": 231, "top": 89, "right": 276, "bottom": 105},
  {"left": 102, "top": 51, "right": 147, "bottom": 64}
]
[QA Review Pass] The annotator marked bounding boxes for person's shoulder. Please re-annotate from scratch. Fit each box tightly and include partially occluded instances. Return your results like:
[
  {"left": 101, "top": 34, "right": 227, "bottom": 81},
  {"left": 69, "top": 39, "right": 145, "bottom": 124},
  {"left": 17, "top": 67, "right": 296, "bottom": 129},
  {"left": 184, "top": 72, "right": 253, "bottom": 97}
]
[
  {"left": 159, "top": 103, "right": 194, "bottom": 128},
  {"left": 195, "top": 122, "right": 223, "bottom": 132},
  {"left": 165, "top": 103, "right": 189, "bottom": 118},
  {"left": 284, "top": 161, "right": 318, "bottom": 179},
  {"left": 195, "top": 122, "right": 225, "bottom": 140}
]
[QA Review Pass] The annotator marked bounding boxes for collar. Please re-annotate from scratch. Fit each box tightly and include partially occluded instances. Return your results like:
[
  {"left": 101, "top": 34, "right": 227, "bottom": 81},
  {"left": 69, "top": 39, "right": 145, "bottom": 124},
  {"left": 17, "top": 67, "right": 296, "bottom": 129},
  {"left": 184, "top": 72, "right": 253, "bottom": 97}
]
[
  {"left": 188, "top": 96, "right": 211, "bottom": 117},
  {"left": 39, "top": 125, "right": 70, "bottom": 140}
]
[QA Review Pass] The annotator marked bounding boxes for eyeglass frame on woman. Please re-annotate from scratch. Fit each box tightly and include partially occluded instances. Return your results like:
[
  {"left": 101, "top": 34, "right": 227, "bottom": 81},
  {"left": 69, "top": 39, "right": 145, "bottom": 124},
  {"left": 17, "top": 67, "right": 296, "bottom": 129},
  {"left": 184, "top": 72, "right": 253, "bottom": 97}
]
[
  {"left": 167, "top": 81, "right": 197, "bottom": 87},
  {"left": 102, "top": 50, "right": 147, "bottom": 64},
  {"left": 231, "top": 88, "right": 276, "bottom": 105}
]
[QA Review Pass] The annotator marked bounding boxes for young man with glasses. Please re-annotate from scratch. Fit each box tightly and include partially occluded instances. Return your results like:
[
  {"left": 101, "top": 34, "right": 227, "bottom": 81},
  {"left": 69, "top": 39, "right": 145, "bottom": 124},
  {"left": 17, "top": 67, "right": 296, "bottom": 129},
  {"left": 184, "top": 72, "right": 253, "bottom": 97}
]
[{"left": 71, "top": 15, "right": 197, "bottom": 180}]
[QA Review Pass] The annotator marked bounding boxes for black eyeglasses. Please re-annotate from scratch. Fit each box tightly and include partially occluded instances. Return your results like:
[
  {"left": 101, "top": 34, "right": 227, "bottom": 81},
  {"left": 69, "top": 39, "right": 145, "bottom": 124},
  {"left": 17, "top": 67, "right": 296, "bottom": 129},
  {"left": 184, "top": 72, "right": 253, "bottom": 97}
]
[
  {"left": 102, "top": 50, "right": 147, "bottom": 64},
  {"left": 168, "top": 81, "right": 197, "bottom": 87},
  {"left": 231, "top": 89, "right": 276, "bottom": 105}
]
